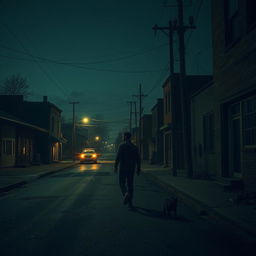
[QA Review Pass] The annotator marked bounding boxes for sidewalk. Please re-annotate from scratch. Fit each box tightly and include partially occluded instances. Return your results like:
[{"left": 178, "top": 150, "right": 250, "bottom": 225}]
[
  {"left": 0, "top": 161, "right": 78, "bottom": 194},
  {"left": 142, "top": 162, "right": 256, "bottom": 237}
]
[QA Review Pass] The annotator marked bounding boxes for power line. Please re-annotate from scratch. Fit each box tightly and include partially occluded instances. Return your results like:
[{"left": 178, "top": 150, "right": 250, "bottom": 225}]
[
  {"left": 146, "top": 63, "right": 169, "bottom": 96},
  {"left": 0, "top": 19, "right": 70, "bottom": 97},
  {"left": 185, "top": 0, "right": 204, "bottom": 48},
  {"left": 0, "top": 50, "right": 169, "bottom": 74},
  {"left": 0, "top": 42, "right": 169, "bottom": 73},
  {"left": 0, "top": 43, "right": 168, "bottom": 65},
  {"left": 60, "top": 44, "right": 168, "bottom": 65}
]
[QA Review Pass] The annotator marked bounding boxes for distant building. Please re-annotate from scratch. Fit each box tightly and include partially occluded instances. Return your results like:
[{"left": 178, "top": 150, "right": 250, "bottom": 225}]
[
  {"left": 151, "top": 98, "right": 164, "bottom": 164},
  {"left": 131, "top": 127, "right": 139, "bottom": 146},
  {"left": 140, "top": 114, "right": 152, "bottom": 161},
  {"left": 212, "top": 0, "right": 256, "bottom": 191}
]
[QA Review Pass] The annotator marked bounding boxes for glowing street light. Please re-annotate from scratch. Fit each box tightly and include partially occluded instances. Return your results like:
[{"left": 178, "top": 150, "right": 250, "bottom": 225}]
[
  {"left": 82, "top": 117, "right": 90, "bottom": 124},
  {"left": 95, "top": 136, "right": 100, "bottom": 141}
]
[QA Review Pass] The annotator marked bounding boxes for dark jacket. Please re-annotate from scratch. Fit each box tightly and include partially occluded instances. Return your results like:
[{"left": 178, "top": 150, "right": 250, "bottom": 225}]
[{"left": 115, "top": 141, "right": 141, "bottom": 171}]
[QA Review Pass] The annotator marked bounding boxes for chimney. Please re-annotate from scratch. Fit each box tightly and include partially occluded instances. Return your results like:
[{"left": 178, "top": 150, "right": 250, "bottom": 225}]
[{"left": 43, "top": 96, "right": 48, "bottom": 102}]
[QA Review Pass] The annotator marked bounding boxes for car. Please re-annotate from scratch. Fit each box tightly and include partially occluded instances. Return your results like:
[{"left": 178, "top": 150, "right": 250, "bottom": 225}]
[{"left": 79, "top": 148, "right": 100, "bottom": 164}]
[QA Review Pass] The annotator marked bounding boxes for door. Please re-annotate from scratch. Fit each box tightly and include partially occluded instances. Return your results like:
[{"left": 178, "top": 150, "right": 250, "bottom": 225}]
[
  {"left": 231, "top": 118, "right": 241, "bottom": 174},
  {"left": 229, "top": 103, "right": 241, "bottom": 176}
]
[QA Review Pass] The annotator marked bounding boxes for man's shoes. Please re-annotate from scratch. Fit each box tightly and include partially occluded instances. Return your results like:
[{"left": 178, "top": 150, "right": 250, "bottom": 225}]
[
  {"left": 123, "top": 193, "right": 130, "bottom": 205},
  {"left": 128, "top": 201, "right": 134, "bottom": 210}
]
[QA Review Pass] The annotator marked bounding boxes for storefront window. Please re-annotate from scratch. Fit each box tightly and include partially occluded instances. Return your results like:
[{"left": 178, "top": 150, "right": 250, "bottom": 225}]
[{"left": 2, "top": 139, "right": 15, "bottom": 155}]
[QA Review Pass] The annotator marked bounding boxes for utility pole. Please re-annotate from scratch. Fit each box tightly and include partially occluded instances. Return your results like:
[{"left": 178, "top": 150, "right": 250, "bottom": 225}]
[
  {"left": 153, "top": 19, "right": 176, "bottom": 175},
  {"left": 133, "top": 101, "right": 137, "bottom": 130},
  {"left": 133, "top": 84, "right": 147, "bottom": 154},
  {"left": 127, "top": 101, "right": 133, "bottom": 133},
  {"left": 133, "top": 101, "right": 138, "bottom": 146},
  {"left": 177, "top": 0, "right": 195, "bottom": 177},
  {"left": 69, "top": 101, "right": 79, "bottom": 162},
  {"left": 153, "top": 0, "right": 195, "bottom": 176}
]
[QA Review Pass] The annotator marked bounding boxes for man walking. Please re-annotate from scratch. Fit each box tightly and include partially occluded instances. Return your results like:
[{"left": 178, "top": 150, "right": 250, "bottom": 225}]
[{"left": 114, "top": 132, "right": 141, "bottom": 209}]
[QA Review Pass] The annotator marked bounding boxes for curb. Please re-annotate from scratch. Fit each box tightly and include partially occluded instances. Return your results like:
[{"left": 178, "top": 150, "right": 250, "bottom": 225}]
[
  {"left": 0, "top": 181, "right": 28, "bottom": 194},
  {"left": 0, "top": 163, "right": 78, "bottom": 195},
  {"left": 38, "top": 163, "right": 78, "bottom": 178},
  {"left": 143, "top": 171, "right": 256, "bottom": 237}
]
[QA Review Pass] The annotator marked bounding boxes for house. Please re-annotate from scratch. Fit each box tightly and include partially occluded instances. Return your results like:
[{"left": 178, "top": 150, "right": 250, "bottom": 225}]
[
  {"left": 212, "top": 0, "right": 256, "bottom": 191},
  {"left": 190, "top": 81, "right": 216, "bottom": 178},
  {"left": 161, "top": 75, "right": 212, "bottom": 175},
  {"left": 151, "top": 98, "right": 164, "bottom": 164},
  {"left": 140, "top": 114, "right": 152, "bottom": 161},
  {"left": 0, "top": 110, "right": 48, "bottom": 167},
  {"left": 0, "top": 95, "right": 64, "bottom": 165}
]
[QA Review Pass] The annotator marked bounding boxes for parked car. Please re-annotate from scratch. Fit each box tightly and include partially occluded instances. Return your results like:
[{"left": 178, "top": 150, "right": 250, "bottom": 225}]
[{"left": 79, "top": 148, "right": 100, "bottom": 164}]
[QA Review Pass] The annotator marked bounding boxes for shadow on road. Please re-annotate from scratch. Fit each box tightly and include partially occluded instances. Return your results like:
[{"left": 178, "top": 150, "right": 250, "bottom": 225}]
[{"left": 131, "top": 206, "right": 191, "bottom": 222}]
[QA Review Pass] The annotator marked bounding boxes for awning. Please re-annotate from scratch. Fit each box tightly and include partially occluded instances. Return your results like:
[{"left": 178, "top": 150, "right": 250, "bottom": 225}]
[
  {"left": 160, "top": 123, "right": 172, "bottom": 131},
  {"left": 0, "top": 111, "right": 48, "bottom": 133}
]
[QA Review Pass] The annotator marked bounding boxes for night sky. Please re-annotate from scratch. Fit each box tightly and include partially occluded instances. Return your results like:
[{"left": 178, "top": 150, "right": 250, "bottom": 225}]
[{"left": 0, "top": 0, "right": 212, "bottom": 142}]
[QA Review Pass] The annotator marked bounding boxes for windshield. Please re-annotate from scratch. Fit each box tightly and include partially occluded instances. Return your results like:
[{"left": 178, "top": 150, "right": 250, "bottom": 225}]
[{"left": 83, "top": 150, "right": 95, "bottom": 153}]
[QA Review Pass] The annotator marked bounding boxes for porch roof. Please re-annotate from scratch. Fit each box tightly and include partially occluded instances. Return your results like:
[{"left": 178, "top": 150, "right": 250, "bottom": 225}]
[{"left": 0, "top": 110, "right": 48, "bottom": 133}]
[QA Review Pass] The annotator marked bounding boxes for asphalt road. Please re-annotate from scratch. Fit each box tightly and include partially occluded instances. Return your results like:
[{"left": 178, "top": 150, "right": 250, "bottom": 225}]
[{"left": 0, "top": 161, "right": 254, "bottom": 256}]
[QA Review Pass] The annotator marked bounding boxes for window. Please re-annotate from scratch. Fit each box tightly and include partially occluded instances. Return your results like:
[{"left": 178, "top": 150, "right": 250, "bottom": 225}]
[
  {"left": 246, "top": 0, "right": 256, "bottom": 30},
  {"left": 203, "top": 112, "right": 215, "bottom": 153},
  {"left": 231, "top": 102, "right": 240, "bottom": 116},
  {"left": 243, "top": 97, "right": 256, "bottom": 146},
  {"left": 2, "top": 139, "right": 15, "bottom": 155},
  {"left": 224, "top": 0, "right": 241, "bottom": 46}
]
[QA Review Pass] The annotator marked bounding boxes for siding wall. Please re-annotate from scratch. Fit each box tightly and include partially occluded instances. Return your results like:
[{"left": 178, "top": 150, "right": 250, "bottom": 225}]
[{"left": 212, "top": 0, "right": 256, "bottom": 191}]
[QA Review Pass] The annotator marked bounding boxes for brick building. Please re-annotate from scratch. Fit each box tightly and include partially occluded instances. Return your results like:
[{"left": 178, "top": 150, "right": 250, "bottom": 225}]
[{"left": 212, "top": 0, "right": 256, "bottom": 191}]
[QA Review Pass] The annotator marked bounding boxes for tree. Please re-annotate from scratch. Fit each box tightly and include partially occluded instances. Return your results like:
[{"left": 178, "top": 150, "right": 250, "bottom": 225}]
[{"left": 0, "top": 74, "right": 30, "bottom": 97}]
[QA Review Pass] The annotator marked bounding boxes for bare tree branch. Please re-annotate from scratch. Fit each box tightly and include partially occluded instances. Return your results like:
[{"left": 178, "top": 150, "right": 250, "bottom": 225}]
[{"left": 0, "top": 74, "right": 30, "bottom": 97}]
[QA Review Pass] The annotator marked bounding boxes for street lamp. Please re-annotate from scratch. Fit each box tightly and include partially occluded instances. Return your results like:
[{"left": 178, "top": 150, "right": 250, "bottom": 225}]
[
  {"left": 82, "top": 117, "right": 90, "bottom": 124},
  {"left": 95, "top": 136, "right": 100, "bottom": 141}
]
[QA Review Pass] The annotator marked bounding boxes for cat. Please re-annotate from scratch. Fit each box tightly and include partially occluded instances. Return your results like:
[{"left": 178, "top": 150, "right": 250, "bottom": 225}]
[{"left": 163, "top": 197, "right": 178, "bottom": 218}]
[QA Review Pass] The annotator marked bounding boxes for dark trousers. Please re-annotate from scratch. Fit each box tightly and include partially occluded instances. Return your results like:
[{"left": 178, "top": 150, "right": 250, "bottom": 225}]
[{"left": 119, "top": 169, "right": 135, "bottom": 201}]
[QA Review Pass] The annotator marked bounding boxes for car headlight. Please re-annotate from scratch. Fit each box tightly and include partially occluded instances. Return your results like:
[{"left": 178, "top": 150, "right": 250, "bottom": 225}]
[
  {"left": 80, "top": 154, "right": 85, "bottom": 159},
  {"left": 92, "top": 154, "right": 97, "bottom": 158}
]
